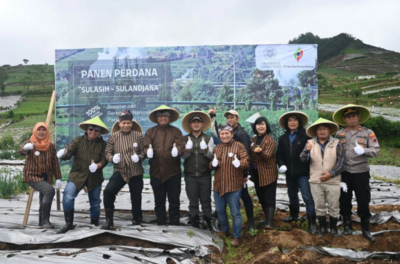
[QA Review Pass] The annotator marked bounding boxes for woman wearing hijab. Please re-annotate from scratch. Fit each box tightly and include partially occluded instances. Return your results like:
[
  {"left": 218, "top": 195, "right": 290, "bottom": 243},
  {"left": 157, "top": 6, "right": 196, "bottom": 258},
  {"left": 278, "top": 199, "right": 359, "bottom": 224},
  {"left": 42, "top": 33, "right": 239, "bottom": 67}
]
[
  {"left": 250, "top": 117, "right": 278, "bottom": 230},
  {"left": 18, "top": 122, "right": 62, "bottom": 229}
]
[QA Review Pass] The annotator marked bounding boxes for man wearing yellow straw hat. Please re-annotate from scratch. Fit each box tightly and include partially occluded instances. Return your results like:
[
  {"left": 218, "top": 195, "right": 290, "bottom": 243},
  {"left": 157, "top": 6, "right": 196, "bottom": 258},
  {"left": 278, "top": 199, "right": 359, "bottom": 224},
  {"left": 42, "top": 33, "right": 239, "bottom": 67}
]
[
  {"left": 300, "top": 118, "right": 344, "bottom": 237},
  {"left": 56, "top": 116, "right": 109, "bottom": 233},
  {"left": 333, "top": 104, "right": 380, "bottom": 242},
  {"left": 144, "top": 105, "right": 185, "bottom": 226},
  {"left": 101, "top": 110, "right": 145, "bottom": 230},
  {"left": 181, "top": 111, "right": 214, "bottom": 229}
]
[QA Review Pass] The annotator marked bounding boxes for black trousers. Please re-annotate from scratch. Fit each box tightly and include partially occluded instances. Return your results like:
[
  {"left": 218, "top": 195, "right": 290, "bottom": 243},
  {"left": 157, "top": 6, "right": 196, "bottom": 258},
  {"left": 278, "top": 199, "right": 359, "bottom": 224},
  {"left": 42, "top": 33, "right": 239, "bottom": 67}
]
[
  {"left": 252, "top": 170, "right": 277, "bottom": 209},
  {"left": 340, "top": 171, "right": 372, "bottom": 220},
  {"left": 185, "top": 175, "right": 212, "bottom": 219},
  {"left": 150, "top": 174, "right": 181, "bottom": 220},
  {"left": 103, "top": 172, "right": 143, "bottom": 220}
]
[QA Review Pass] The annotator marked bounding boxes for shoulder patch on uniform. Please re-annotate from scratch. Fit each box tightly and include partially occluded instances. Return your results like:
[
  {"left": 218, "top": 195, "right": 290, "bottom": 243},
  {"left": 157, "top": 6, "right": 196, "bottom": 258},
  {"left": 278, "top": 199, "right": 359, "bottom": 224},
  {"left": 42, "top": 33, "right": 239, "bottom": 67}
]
[
  {"left": 369, "top": 133, "right": 378, "bottom": 143},
  {"left": 337, "top": 132, "right": 345, "bottom": 137}
]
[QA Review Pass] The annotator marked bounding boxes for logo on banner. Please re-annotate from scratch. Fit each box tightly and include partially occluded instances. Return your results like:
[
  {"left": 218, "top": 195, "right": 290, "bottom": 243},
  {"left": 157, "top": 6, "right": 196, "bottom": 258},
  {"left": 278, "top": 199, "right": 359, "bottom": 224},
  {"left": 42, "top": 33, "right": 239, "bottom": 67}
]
[
  {"left": 294, "top": 47, "right": 303, "bottom": 62},
  {"left": 263, "top": 48, "right": 277, "bottom": 60}
]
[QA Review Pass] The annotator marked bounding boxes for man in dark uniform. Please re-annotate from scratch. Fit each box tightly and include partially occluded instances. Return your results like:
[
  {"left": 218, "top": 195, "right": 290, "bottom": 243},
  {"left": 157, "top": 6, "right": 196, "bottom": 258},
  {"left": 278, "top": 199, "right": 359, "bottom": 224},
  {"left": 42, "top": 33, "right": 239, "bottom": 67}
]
[{"left": 333, "top": 104, "right": 380, "bottom": 242}]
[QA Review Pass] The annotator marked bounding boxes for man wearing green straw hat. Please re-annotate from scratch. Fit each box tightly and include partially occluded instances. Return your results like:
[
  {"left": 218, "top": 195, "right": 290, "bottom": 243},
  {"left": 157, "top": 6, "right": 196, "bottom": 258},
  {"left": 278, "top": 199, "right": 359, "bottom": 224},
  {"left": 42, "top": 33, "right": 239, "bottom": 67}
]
[
  {"left": 144, "top": 105, "right": 185, "bottom": 226},
  {"left": 333, "top": 104, "right": 380, "bottom": 242},
  {"left": 56, "top": 116, "right": 109, "bottom": 233},
  {"left": 300, "top": 118, "right": 344, "bottom": 237}
]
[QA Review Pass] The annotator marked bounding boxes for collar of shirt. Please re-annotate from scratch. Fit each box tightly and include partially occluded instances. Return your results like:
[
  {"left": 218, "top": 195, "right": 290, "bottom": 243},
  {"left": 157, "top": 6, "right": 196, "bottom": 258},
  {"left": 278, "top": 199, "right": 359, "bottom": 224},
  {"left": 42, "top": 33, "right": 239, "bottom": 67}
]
[
  {"left": 221, "top": 139, "right": 235, "bottom": 146},
  {"left": 288, "top": 129, "right": 298, "bottom": 143}
]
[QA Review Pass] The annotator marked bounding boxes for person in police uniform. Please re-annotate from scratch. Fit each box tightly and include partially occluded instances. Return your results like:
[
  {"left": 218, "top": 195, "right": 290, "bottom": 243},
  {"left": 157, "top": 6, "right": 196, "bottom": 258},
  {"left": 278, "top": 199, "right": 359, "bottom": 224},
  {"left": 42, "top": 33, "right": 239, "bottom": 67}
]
[{"left": 333, "top": 104, "right": 380, "bottom": 242}]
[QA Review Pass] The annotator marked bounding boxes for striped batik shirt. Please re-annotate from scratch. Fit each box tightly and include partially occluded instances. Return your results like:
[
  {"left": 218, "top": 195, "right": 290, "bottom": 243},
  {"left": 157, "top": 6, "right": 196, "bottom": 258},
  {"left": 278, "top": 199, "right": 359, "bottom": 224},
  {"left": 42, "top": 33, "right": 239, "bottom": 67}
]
[
  {"left": 61, "top": 134, "right": 107, "bottom": 192},
  {"left": 250, "top": 134, "right": 278, "bottom": 187},
  {"left": 106, "top": 130, "right": 145, "bottom": 182},
  {"left": 18, "top": 141, "right": 62, "bottom": 184},
  {"left": 211, "top": 140, "right": 249, "bottom": 196}
]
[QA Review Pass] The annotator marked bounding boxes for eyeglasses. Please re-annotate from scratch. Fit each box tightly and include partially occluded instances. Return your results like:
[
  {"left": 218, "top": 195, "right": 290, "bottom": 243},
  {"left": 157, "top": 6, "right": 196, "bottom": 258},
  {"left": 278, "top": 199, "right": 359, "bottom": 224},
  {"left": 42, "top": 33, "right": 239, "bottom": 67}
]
[{"left": 88, "top": 126, "right": 101, "bottom": 132}]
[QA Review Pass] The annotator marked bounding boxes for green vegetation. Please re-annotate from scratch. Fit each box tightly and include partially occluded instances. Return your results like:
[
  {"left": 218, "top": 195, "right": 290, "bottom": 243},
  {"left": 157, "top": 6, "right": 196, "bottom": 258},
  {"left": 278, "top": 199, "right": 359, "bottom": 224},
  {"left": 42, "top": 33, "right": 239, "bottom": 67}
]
[
  {"left": 0, "top": 169, "right": 29, "bottom": 199},
  {"left": 318, "top": 68, "right": 359, "bottom": 78}
]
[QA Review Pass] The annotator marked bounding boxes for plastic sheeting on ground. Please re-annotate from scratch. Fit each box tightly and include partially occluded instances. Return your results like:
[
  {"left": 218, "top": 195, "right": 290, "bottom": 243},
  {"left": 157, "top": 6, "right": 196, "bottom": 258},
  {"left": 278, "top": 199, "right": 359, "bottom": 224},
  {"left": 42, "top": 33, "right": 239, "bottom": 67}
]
[
  {"left": 300, "top": 246, "right": 400, "bottom": 262},
  {"left": 0, "top": 245, "right": 212, "bottom": 263},
  {"left": 353, "top": 211, "right": 400, "bottom": 224}
]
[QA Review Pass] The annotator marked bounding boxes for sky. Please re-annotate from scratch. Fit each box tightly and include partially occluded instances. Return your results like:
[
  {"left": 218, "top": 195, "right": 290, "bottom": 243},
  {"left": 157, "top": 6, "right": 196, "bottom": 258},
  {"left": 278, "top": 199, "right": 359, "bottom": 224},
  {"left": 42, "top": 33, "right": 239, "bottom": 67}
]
[{"left": 0, "top": 0, "right": 399, "bottom": 66}]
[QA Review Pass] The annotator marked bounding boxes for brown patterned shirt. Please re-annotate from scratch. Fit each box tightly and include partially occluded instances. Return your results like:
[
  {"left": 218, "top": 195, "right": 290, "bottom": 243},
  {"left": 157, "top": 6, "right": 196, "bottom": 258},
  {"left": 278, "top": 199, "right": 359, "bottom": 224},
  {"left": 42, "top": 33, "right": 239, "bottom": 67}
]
[
  {"left": 18, "top": 141, "right": 61, "bottom": 184},
  {"left": 211, "top": 140, "right": 249, "bottom": 196}
]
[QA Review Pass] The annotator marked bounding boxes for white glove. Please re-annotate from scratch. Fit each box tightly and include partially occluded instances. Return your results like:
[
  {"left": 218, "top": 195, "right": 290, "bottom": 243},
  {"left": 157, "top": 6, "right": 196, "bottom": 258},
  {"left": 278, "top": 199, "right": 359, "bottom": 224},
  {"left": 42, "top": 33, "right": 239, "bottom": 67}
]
[
  {"left": 200, "top": 137, "right": 207, "bottom": 150},
  {"left": 243, "top": 175, "right": 251, "bottom": 188},
  {"left": 279, "top": 165, "right": 287, "bottom": 173},
  {"left": 23, "top": 143, "right": 34, "bottom": 151},
  {"left": 212, "top": 154, "right": 218, "bottom": 167},
  {"left": 57, "top": 148, "right": 66, "bottom": 158},
  {"left": 113, "top": 153, "right": 121, "bottom": 164},
  {"left": 89, "top": 160, "right": 97, "bottom": 173},
  {"left": 354, "top": 142, "right": 365, "bottom": 155},
  {"left": 147, "top": 144, "right": 154, "bottom": 158},
  {"left": 131, "top": 153, "right": 139, "bottom": 163},
  {"left": 340, "top": 182, "right": 348, "bottom": 193},
  {"left": 56, "top": 179, "right": 62, "bottom": 190},
  {"left": 232, "top": 154, "right": 240, "bottom": 168},
  {"left": 171, "top": 143, "right": 178, "bottom": 157},
  {"left": 186, "top": 137, "right": 193, "bottom": 149}
]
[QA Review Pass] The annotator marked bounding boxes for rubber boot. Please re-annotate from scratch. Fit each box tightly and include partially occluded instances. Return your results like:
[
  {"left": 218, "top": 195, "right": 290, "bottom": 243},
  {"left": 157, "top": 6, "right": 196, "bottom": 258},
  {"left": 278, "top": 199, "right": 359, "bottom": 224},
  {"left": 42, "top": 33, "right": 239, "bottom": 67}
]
[
  {"left": 361, "top": 218, "right": 376, "bottom": 242},
  {"left": 157, "top": 217, "right": 166, "bottom": 226},
  {"left": 265, "top": 207, "right": 275, "bottom": 230},
  {"left": 280, "top": 205, "right": 299, "bottom": 222},
  {"left": 38, "top": 194, "right": 43, "bottom": 226},
  {"left": 41, "top": 203, "right": 54, "bottom": 229},
  {"left": 342, "top": 215, "right": 353, "bottom": 235},
  {"left": 101, "top": 208, "right": 114, "bottom": 230},
  {"left": 307, "top": 214, "right": 317, "bottom": 235},
  {"left": 258, "top": 204, "right": 267, "bottom": 225},
  {"left": 318, "top": 216, "right": 327, "bottom": 236},
  {"left": 246, "top": 207, "right": 256, "bottom": 231},
  {"left": 90, "top": 218, "right": 99, "bottom": 226},
  {"left": 170, "top": 216, "right": 180, "bottom": 226},
  {"left": 204, "top": 216, "right": 213, "bottom": 231},
  {"left": 192, "top": 215, "right": 200, "bottom": 228},
  {"left": 57, "top": 209, "right": 76, "bottom": 234},
  {"left": 330, "top": 217, "right": 339, "bottom": 237},
  {"left": 132, "top": 215, "right": 142, "bottom": 225}
]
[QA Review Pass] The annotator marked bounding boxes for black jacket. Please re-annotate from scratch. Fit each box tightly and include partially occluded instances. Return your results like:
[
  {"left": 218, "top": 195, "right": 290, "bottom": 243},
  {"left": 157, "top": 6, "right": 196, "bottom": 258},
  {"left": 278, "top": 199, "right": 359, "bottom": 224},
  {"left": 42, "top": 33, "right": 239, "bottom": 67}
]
[{"left": 276, "top": 128, "right": 310, "bottom": 177}]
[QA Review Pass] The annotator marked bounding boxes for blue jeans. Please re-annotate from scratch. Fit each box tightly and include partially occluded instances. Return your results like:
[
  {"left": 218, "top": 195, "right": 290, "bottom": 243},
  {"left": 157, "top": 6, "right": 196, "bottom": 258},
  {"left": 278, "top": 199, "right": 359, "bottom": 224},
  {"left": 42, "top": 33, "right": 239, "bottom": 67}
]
[
  {"left": 214, "top": 189, "right": 242, "bottom": 238},
  {"left": 286, "top": 175, "right": 315, "bottom": 214},
  {"left": 62, "top": 181, "right": 102, "bottom": 218}
]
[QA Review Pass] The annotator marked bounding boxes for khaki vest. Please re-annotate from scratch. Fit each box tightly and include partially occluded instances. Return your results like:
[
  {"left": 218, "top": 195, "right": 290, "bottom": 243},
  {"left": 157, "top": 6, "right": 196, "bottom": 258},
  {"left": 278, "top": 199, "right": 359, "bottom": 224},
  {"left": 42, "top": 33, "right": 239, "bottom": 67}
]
[{"left": 309, "top": 138, "right": 341, "bottom": 184}]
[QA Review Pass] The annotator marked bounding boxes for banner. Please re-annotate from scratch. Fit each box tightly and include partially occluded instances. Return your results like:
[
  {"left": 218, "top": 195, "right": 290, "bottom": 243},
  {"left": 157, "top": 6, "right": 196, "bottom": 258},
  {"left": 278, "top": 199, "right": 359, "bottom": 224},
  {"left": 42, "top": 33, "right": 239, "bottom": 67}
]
[{"left": 55, "top": 44, "right": 318, "bottom": 178}]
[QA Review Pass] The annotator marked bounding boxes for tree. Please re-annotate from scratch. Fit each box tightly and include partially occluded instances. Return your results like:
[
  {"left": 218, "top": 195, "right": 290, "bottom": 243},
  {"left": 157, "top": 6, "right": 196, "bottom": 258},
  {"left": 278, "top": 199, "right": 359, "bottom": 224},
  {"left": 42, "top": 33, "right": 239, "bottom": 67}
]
[
  {"left": 298, "top": 68, "right": 317, "bottom": 88},
  {"left": 269, "top": 91, "right": 277, "bottom": 111},
  {"left": 217, "top": 84, "right": 233, "bottom": 110},
  {"left": 178, "top": 82, "right": 192, "bottom": 101},
  {"left": 23, "top": 59, "right": 29, "bottom": 64},
  {"left": 20, "top": 76, "right": 33, "bottom": 91},
  {"left": 281, "top": 88, "right": 291, "bottom": 110},
  {"left": 0, "top": 67, "right": 9, "bottom": 92},
  {"left": 301, "top": 87, "right": 311, "bottom": 110}
]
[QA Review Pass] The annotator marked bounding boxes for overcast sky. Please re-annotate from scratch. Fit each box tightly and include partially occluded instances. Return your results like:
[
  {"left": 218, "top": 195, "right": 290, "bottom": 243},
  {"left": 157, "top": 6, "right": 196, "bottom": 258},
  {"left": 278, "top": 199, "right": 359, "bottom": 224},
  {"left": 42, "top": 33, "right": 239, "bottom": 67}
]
[{"left": 1, "top": 0, "right": 399, "bottom": 66}]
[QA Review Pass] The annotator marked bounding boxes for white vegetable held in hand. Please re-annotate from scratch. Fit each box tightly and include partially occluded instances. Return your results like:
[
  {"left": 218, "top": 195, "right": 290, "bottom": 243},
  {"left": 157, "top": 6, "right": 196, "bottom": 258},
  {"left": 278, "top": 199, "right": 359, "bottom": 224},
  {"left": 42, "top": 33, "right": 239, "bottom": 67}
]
[
  {"left": 186, "top": 137, "right": 193, "bottom": 149},
  {"left": 113, "top": 153, "right": 121, "bottom": 164},
  {"left": 171, "top": 143, "right": 178, "bottom": 157},
  {"left": 212, "top": 154, "right": 218, "bottom": 167},
  {"left": 232, "top": 154, "right": 240, "bottom": 168},
  {"left": 56, "top": 179, "right": 62, "bottom": 190},
  {"left": 89, "top": 159, "right": 97, "bottom": 173},
  {"left": 200, "top": 137, "right": 207, "bottom": 150},
  {"left": 243, "top": 175, "right": 251, "bottom": 188},
  {"left": 147, "top": 144, "right": 154, "bottom": 158},
  {"left": 354, "top": 141, "right": 365, "bottom": 155},
  {"left": 131, "top": 152, "right": 139, "bottom": 163},
  {"left": 57, "top": 148, "right": 66, "bottom": 158},
  {"left": 23, "top": 143, "right": 34, "bottom": 151},
  {"left": 279, "top": 165, "right": 287, "bottom": 173},
  {"left": 340, "top": 182, "right": 348, "bottom": 193}
]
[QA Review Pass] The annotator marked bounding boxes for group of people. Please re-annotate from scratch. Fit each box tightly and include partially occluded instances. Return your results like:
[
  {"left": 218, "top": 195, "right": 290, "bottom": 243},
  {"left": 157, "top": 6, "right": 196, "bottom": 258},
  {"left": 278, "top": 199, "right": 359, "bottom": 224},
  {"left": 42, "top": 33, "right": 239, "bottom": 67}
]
[{"left": 19, "top": 103, "right": 379, "bottom": 247}]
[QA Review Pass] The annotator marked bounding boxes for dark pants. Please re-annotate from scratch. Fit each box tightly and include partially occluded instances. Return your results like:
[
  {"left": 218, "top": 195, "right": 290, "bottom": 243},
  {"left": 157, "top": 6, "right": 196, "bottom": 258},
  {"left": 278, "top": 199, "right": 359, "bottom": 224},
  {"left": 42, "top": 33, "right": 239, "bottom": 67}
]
[
  {"left": 241, "top": 185, "right": 254, "bottom": 213},
  {"left": 28, "top": 180, "right": 55, "bottom": 205},
  {"left": 185, "top": 175, "right": 212, "bottom": 219},
  {"left": 340, "top": 171, "right": 372, "bottom": 220},
  {"left": 150, "top": 174, "right": 181, "bottom": 221},
  {"left": 103, "top": 172, "right": 143, "bottom": 220},
  {"left": 286, "top": 175, "right": 316, "bottom": 214},
  {"left": 252, "top": 170, "right": 277, "bottom": 209}
]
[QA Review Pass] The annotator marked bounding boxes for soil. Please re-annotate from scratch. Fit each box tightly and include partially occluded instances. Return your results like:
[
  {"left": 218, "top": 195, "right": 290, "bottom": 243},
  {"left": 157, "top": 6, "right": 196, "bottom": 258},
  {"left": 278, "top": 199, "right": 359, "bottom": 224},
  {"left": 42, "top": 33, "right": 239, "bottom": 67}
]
[{"left": 1, "top": 205, "right": 399, "bottom": 263}]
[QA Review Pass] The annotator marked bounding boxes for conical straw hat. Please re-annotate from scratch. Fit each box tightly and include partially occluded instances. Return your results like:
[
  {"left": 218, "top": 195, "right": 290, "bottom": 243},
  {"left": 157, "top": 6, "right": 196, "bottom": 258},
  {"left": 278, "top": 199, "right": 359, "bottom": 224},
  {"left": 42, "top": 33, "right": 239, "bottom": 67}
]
[
  {"left": 181, "top": 111, "right": 211, "bottom": 133},
  {"left": 306, "top": 117, "right": 339, "bottom": 138},
  {"left": 148, "top": 105, "right": 180, "bottom": 124},
  {"left": 278, "top": 111, "right": 309, "bottom": 129},
  {"left": 111, "top": 120, "right": 143, "bottom": 134},
  {"left": 78, "top": 116, "right": 109, "bottom": 135},
  {"left": 332, "top": 104, "right": 371, "bottom": 126}
]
